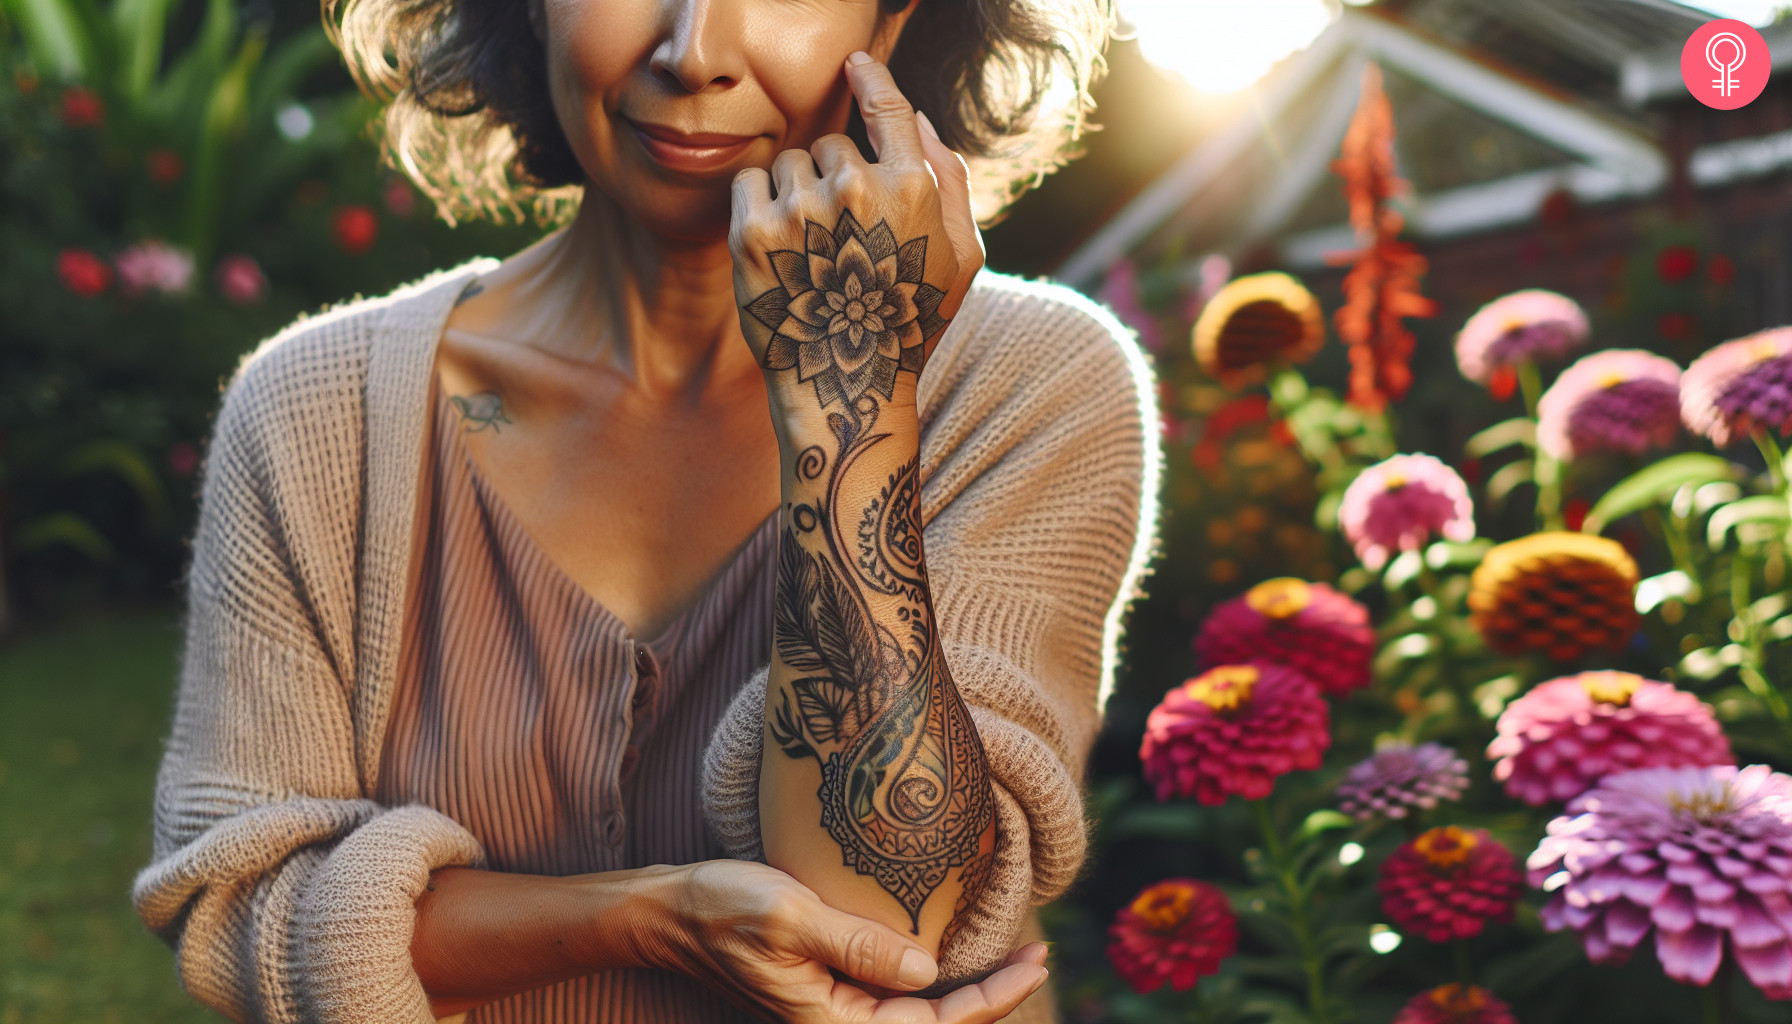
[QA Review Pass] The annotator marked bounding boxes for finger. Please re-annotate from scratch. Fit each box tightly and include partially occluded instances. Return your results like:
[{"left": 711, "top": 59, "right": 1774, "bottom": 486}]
[
  {"left": 929, "top": 964, "right": 1048, "bottom": 1024},
  {"left": 1001, "top": 942, "right": 1049, "bottom": 969},
  {"left": 790, "top": 904, "right": 938, "bottom": 992},
  {"left": 730, "top": 167, "right": 774, "bottom": 249},
  {"left": 914, "top": 110, "right": 982, "bottom": 327},
  {"left": 811, "top": 133, "right": 866, "bottom": 178},
  {"left": 845, "top": 50, "right": 925, "bottom": 168},
  {"left": 771, "top": 148, "right": 820, "bottom": 202}
]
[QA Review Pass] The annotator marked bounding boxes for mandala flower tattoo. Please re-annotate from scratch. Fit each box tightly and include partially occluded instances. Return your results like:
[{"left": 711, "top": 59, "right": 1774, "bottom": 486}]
[{"left": 745, "top": 210, "right": 949, "bottom": 407}]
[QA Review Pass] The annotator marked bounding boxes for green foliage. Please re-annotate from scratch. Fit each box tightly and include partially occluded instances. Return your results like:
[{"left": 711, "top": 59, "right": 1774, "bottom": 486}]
[{"left": 0, "top": 0, "right": 541, "bottom": 620}]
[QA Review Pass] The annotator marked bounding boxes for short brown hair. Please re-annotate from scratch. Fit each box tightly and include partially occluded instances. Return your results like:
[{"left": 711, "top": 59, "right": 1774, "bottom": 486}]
[{"left": 322, "top": 0, "right": 1114, "bottom": 227}]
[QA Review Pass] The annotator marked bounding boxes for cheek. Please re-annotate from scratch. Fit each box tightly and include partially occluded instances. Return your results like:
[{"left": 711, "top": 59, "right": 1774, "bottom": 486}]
[
  {"left": 743, "top": 17, "right": 869, "bottom": 146},
  {"left": 543, "top": 0, "right": 658, "bottom": 150}
]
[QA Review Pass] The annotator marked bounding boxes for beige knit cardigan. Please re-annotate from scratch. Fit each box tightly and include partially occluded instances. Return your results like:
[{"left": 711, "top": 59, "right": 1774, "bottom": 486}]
[{"left": 131, "top": 257, "right": 1162, "bottom": 1023}]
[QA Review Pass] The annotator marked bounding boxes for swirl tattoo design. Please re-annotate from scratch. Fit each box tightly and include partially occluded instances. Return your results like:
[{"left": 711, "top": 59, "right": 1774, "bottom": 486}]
[{"left": 757, "top": 211, "right": 992, "bottom": 934}]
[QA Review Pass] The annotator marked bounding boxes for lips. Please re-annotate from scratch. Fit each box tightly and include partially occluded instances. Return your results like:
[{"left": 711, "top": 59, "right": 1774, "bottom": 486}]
[{"left": 625, "top": 117, "right": 759, "bottom": 174}]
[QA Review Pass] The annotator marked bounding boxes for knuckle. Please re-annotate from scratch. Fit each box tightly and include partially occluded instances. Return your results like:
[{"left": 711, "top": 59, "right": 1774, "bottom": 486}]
[
  {"left": 831, "top": 165, "right": 871, "bottom": 201},
  {"left": 862, "top": 91, "right": 913, "bottom": 120},
  {"left": 842, "top": 926, "right": 888, "bottom": 979}
]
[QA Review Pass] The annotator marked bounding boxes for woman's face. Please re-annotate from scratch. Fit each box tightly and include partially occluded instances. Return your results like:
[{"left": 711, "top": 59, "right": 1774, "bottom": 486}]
[{"left": 534, "top": 0, "right": 911, "bottom": 242}]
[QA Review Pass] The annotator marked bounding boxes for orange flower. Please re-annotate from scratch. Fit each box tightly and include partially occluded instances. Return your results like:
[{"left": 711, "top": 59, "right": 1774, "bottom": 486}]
[
  {"left": 1191, "top": 272, "right": 1324, "bottom": 388},
  {"left": 1468, "top": 532, "right": 1639, "bottom": 661}
]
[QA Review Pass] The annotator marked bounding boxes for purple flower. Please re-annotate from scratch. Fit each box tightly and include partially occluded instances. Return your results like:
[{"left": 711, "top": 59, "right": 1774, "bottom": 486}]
[
  {"left": 1528, "top": 765, "right": 1792, "bottom": 1001},
  {"left": 1337, "top": 454, "right": 1476, "bottom": 571},
  {"left": 1537, "top": 349, "right": 1682, "bottom": 461},
  {"left": 1489, "top": 672, "right": 1732, "bottom": 806},
  {"left": 1456, "top": 289, "right": 1589, "bottom": 384},
  {"left": 1338, "top": 742, "right": 1470, "bottom": 821},
  {"left": 1681, "top": 328, "right": 1792, "bottom": 446},
  {"left": 114, "top": 239, "right": 194, "bottom": 296}
]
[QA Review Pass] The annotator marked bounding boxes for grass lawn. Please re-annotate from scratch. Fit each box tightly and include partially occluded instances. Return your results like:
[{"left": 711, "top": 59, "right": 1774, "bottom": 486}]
[{"left": 0, "top": 608, "right": 216, "bottom": 1023}]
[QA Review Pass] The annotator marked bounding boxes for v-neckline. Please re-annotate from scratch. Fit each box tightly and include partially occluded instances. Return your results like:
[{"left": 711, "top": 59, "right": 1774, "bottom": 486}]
[{"left": 432, "top": 380, "right": 781, "bottom": 657}]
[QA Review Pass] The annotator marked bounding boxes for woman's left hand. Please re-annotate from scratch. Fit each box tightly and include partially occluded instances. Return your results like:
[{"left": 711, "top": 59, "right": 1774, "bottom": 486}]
[{"left": 730, "top": 51, "right": 985, "bottom": 413}]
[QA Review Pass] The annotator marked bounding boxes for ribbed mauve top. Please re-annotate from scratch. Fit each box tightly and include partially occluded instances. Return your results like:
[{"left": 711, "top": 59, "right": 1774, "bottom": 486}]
[{"left": 375, "top": 383, "right": 779, "bottom": 1023}]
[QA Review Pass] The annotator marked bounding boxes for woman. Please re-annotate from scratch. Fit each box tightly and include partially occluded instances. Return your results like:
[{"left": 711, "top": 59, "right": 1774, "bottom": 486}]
[{"left": 132, "top": 0, "right": 1157, "bottom": 1021}]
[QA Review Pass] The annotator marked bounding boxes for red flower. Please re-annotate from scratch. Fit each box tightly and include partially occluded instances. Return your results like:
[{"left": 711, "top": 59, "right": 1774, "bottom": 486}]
[
  {"left": 332, "top": 205, "right": 379, "bottom": 254},
  {"left": 1563, "top": 497, "right": 1590, "bottom": 532},
  {"left": 215, "top": 253, "right": 267, "bottom": 305},
  {"left": 60, "top": 86, "right": 104, "bottom": 127},
  {"left": 1487, "top": 365, "right": 1518, "bottom": 402},
  {"left": 1378, "top": 826, "right": 1523, "bottom": 942},
  {"left": 167, "top": 442, "right": 199, "bottom": 478},
  {"left": 1657, "top": 311, "right": 1697, "bottom": 343},
  {"left": 1656, "top": 245, "right": 1699, "bottom": 284},
  {"left": 1710, "top": 254, "right": 1737, "bottom": 286},
  {"left": 382, "top": 177, "right": 416, "bottom": 217},
  {"left": 145, "top": 147, "right": 184, "bottom": 186},
  {"left": 1106, "top": 879, "right": 1238, "bottom": 994},
  {"left": 1141, "top": 664, "right": 1331, "bottom": 806},
  {"left": 57, "top": 248, "right": 112, "bottom": 297},
  {"left": 1393, "top": 984, "right": 1519, "bottom": 1024},
  {"left": 1194, "top": 578, "right": 1374, "bottom": 697}
]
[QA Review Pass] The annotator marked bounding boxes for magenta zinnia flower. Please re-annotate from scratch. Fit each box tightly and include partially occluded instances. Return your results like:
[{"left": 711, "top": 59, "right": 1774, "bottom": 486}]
[
  {"left": 1338, "top": 454, "right": 1476, "bottom": 570},
  {"left": 1193, "top": 578, "right": 1374, "bottom": 697},
  {"left": 1489, "top": 672, "right": 1732, "bottom": 806},
  {"left": 1140, "top": 664, "right": 1331, "bottom": 806},
  {"left": 1537, "top": 349, "right": 1682, "bottom": 461},
  {"left": 1393, "top": 984, "right": 1518, "bottom": 1024},
  {"left": 1456, "top": 289, "right": 1589, "bottom": 384},
  {"left": 1529, "top": 765, "right": 1792, "bottom": 1000},
  {"left": 1338, "top": 742, "right": 1470, "bottom": 821},
  {"left": 1681, "top": 328, "right": 1792, "bottom": 446},
  {"left": 1106, "top": 878, "right": 1238, "bottom": 993},
  {"left": 1379, "top": 826, "right": 1524, "bottom": 943}
]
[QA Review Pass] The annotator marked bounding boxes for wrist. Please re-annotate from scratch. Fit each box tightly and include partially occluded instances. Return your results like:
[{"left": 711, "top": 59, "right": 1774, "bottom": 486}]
[
  {"left": 565, "top": 865, "right": 686, "bottom": 973},
  {"left": 766, "top": 379, "right": 919, "bottom": 450}
]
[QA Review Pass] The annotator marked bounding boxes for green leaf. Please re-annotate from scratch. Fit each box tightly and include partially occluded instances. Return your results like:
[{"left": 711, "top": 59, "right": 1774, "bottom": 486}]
[
  {"left": 15, "top": 513, "right": 114, "bottom": 561},
  {"left": 62, "top": 440, "right": 169, "bottom": 524},
  {"left": 1295, "top": 810, "right": 1353, "bottom": 843},
  {"left": 1486, "top": 459, "right": 1533, "bottom": 504},
  {"left": 5, "top": 0, "right": 93, "bottom": 78},
  {"left": 1584, "top": 453, "right": 1741, "bottom": 534},
  {"left": 1707, "top": 495, "right": 1789, "bottom": 550},
  {"left": 112, "top": 0, "right": 180, "bottom": 101},
  {"left": 1465, "top": 417, "right": 1536, "bottom": 457}
]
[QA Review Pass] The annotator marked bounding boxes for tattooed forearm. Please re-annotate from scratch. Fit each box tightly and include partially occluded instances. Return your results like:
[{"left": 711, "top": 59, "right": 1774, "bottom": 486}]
[
  {"left": 449, "top": 392, "right": 512, "bottom": 433},
  {"left": 755, "top": 210, "right": 993, "bottom": 938}
]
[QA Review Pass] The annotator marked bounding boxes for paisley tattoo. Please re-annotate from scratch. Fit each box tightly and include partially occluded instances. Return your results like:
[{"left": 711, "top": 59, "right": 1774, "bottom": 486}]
[
  {"left": 745, "top": 210, "right": 948, "bottom": 409},
  {"left": 448, "top": 392, "right": 512, "bottom": 433},
  {"left": 756, "top": 214, "right": 990, "bottom": 934}
]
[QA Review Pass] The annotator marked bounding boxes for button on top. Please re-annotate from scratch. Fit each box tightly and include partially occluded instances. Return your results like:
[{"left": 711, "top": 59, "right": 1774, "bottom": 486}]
[
  {"left": 599, "top": 809, "right": 626, "bottom": 848},
  {"left": 634, "top": 643, "right": 659, "bottom": 679}
]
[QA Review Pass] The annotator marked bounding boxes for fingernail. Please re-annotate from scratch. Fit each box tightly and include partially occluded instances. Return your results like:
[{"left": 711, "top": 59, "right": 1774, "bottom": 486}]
[
  {"left": 916, "top": 110, "right": 941, "bottom": 142},
  {"left": 897, "top": 948, "right": 937, "bottom": 988},
  {"left": 1028, "top": 968, "right": 1050, "bottom": 995},
  {"left": 847, "top": 50, "right": 875, "bottom": 67}
]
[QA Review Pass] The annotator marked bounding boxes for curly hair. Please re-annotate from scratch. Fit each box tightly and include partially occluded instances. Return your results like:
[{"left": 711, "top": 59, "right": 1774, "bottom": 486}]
[{"left": 322, "top": 0, "right": 1114, "bottom": 227}]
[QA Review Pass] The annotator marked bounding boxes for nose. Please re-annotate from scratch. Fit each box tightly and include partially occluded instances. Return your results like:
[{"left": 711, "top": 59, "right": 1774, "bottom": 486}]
[{"left": 649, "top": 0, "right": 740, "bottom": 94}]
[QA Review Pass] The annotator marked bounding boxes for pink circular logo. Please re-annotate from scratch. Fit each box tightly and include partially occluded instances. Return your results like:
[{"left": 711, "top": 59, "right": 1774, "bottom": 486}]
[{"left": 1682, "top": 19, "right": 1770, "bottom": 110}]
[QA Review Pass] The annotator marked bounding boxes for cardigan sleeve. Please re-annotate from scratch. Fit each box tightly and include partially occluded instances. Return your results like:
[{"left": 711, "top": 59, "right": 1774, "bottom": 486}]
[
  {"left": 700, "top": 276, "right": 1161, "bottom": 984},
  {"left": 131, "top": 324, "right": 485, "bottom": 1024}
]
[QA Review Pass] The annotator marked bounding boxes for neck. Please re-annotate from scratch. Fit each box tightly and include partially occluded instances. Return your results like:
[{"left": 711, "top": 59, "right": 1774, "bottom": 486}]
[{"left": 525, "top": 188, "right": 760, "bottom": 398}]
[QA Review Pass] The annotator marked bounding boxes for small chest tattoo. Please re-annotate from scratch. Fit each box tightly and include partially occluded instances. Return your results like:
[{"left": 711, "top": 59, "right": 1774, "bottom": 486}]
[{"left": 449, "top": 392, "right": 512, "bottom": 433}]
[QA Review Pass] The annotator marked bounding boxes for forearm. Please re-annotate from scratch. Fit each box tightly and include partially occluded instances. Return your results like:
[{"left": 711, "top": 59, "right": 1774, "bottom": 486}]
[
  {"left": 759, "top": 379, "right": 997, "bottom": 954},
  {"left": 412, "top": 864, "right": 679, "bottom": 1017}
]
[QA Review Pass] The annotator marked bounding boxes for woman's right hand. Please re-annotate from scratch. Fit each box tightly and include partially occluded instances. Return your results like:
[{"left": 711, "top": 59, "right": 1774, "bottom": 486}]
[{"left": 642, "top": 860, "right": 1048, "bottom": 1023}]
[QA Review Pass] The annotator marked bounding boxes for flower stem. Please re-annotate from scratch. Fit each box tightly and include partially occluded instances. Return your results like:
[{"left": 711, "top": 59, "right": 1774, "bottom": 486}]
[
  {"left": 1730, "top": 546, "right": 1791, "bottom": 725},
  {"left": 1703, "top": 953, "right": 1734, "bottom": 1024},
  {"left": 1516, "top": 361, "right": 1563, "bottom": 529},
  {"left": 1516, "top": 360, "right": 1543, "bottom": 421},
  {"left": 1254, "top": 800, "right": 1330, "bottom": 1024},
  {"left": 1453, "top": 938, "right": 1475, "bottom": 990}
]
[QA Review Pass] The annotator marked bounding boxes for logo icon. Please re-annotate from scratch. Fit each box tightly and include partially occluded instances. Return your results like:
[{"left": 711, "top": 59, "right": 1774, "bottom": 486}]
[{"left": 1682, "top": 19, "right": 1770, "bottom": 109}]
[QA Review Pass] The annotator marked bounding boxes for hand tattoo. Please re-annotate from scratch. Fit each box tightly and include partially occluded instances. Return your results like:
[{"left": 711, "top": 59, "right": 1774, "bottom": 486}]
[
  {"left": 756, "top": 210, "right": 992, "bottom": 936},
  {"left": 744, "top": 210, "right": 948, "bottom": 409},
  {"left": 449, "top": 392, "right": 512, "bottom": 433}
]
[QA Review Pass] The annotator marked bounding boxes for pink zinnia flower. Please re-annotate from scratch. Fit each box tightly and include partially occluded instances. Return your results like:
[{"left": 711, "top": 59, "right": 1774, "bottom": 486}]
[
  {"left": 1140, "top": 664, "right": 1330, "bottom": 806},
  {"left": 1193, "top": 578, "right": 1374, "bottom": 697},
  {"left": 1489, "top": 672, "right": 1732, "bottom": 806},
  {"left": 1338, "top": 742, "right": 1470, "bottom": 821},
  {"left": 1337, "top": 454, "right": 1475, "bottom": 570},
  {"left": 114, "top": 240, "right": 194, "bottom": 296},
  {"left": 1106, "top": 878, "right": 1238, "bottom": 993},
  {"left": 1537, "top": 349, "right": 1682, "bottom": 461},
  {"left": 1681, "top": 328, "right": 1792, "bottom": 446},
  {"left": 214, "top": 253, "right": 267, "bottom": 305},
  {"left": 1456, "top": 289, "right": 1589, "bottom": 385},
  {"left": 1528, "top": 765, "right": 1792, "bottom": 1000},
  {"left": 1393, "top": 984, "right": 1518, "bottom": 1024},
  {"left": 1379, "top": 826, "right": 1524, "bottom": 943}
]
